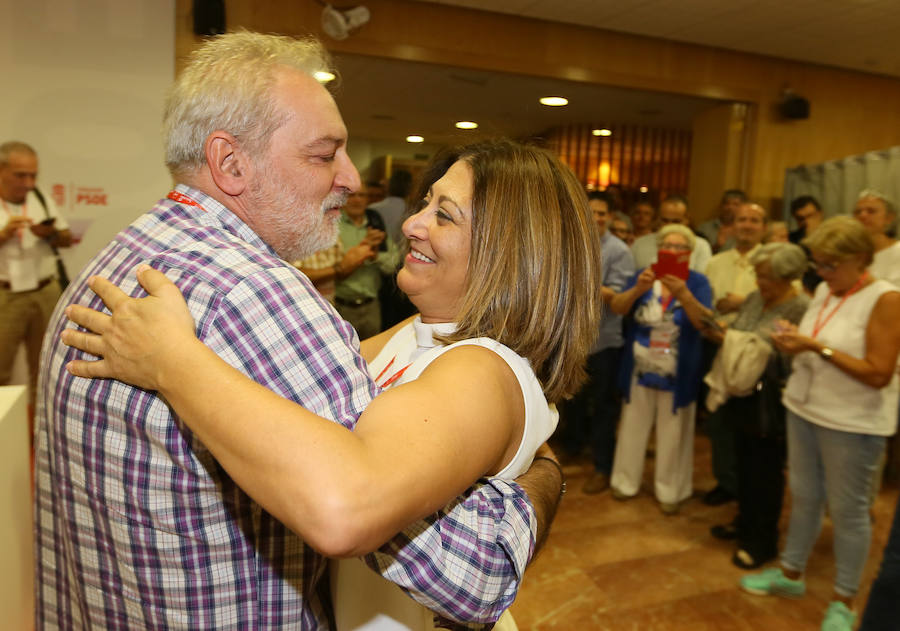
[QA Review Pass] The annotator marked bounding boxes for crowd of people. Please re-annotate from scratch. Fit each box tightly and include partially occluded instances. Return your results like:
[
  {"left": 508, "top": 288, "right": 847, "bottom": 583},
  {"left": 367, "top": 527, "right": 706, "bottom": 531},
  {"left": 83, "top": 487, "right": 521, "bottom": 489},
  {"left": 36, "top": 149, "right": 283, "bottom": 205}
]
[
  {"left": 4, "top": 28, "right": 900, "bottom": 631},
  {"left": 561, "top": 188, "right": 900, "bottom": 631}
]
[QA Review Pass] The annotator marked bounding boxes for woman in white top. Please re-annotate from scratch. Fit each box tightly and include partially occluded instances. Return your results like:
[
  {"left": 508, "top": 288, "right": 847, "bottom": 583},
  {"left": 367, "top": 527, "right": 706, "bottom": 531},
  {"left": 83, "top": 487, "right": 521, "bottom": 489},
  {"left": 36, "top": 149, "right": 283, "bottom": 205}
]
[
  {"left": 60, "top": 140, "right": 603, "bottom": 628},
  {"left": 739, "top": 216, "right": 900, "bottom": 631},
  {"left": 853, "top": 188, "right": 900, "bottom": 288}
]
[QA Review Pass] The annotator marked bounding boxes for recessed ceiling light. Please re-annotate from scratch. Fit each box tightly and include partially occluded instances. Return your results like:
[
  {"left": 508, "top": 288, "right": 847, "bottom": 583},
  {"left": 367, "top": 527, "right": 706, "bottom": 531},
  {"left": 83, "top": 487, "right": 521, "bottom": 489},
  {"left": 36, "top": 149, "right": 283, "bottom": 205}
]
[
  {"left": 592, "top": 128, "right": 612, "bottom": 137},
  {"left": 455, "top": 121, "right": 478, "bottom": 130},
  {"left": 406, "top": 135, "right": 425, "bottom": 143},
  {"left": 539, "top": 96, "right": 568, "bottom": 107},
  {"left": 314, "top": 71, "right": 336, "bottom": 83}
]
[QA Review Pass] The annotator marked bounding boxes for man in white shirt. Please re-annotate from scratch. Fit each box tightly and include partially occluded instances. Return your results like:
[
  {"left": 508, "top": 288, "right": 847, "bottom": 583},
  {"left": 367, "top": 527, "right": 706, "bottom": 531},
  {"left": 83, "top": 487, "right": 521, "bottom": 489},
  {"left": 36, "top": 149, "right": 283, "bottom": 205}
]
[
  {"left": 0, "top": 141, "right": 72, "bottom": 412},
  {"left": 705, "top": 202, "right": 767, "bottom": 323},
  {"left": 631, "top": 195, "right": 712, "bottom": 272}
]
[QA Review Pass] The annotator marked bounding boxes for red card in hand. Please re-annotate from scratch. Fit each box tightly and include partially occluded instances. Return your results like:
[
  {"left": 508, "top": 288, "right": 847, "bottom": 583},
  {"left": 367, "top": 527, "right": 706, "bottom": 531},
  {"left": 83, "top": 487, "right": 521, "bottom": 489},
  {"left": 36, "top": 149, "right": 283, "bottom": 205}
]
[{"left": 652, "top": 249, "right": 690, "bottom": 281}]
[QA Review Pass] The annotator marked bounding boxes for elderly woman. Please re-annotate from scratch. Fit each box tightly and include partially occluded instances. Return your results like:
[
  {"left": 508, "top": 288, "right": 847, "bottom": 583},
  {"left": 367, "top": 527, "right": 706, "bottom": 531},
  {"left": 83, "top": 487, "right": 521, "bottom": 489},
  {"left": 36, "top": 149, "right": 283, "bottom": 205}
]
[
  {"left": 705, "top": 243, "right": 810, "bottom": 569},
  {"left": 608, "top": 224, "right": 713, "bottom": 514},
  {"left": 854, "top": 189, "right": 900, "bottom": 287},
  {"left": 740, "top": 216, "right": 900, "bottom": 631},
  {"left": 61, "top": 140, "right": 602, "bottom": 629}
]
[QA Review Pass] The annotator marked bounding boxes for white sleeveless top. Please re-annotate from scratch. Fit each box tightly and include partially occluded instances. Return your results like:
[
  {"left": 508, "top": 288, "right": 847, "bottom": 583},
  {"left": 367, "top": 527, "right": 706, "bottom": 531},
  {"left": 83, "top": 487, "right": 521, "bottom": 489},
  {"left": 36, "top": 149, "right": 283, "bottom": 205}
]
[
  {"left": 783, "top": 279, "right": 900, "bottom": 436},
  {"left": 871, "top": 241, "right": 900, "bottom": 289},
  {"left": 332, "top": 317, "right": 558, "bottom": 630}
]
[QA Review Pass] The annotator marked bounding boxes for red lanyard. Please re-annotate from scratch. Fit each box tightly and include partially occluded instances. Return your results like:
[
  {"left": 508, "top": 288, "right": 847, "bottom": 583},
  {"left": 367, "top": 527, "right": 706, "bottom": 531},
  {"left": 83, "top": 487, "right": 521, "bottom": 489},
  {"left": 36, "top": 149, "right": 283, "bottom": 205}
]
[
  {"left": 167, "top": 190, "right": 207, "bottom": 211},
  {"left": 374, "top": 356, "right": 412, "bottom": 388},
  {"left": 811, "top": 272, "right": 869, "bottom": 339},
  {"left": 661, "top": 294, "right": 675, "bottom": 312}
]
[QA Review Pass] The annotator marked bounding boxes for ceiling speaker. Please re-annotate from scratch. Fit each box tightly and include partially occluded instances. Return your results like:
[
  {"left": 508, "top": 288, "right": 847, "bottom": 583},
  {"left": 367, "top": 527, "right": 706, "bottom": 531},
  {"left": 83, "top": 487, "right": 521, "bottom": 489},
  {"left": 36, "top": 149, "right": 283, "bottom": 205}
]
[
  {"left": 193, "top": 0, "right": 225, "bottom": 36},
  {"left": 780, "top": 95, "right": 810, "bottom": 120}
]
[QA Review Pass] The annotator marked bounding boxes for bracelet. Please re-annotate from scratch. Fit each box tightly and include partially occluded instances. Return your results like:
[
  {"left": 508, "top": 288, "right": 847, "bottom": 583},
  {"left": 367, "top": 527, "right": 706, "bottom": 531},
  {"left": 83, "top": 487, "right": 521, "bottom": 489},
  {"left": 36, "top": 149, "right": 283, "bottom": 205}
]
[{"left": 532, "top": 456, "right": 567, "bottom": 498}]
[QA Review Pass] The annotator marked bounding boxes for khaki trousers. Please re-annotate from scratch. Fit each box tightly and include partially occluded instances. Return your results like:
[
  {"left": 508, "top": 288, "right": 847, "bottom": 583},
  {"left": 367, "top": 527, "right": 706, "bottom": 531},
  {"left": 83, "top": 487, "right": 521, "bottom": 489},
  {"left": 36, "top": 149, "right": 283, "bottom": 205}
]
[{"left": 0, "top": 279, "right": 62, "bottom": 399}]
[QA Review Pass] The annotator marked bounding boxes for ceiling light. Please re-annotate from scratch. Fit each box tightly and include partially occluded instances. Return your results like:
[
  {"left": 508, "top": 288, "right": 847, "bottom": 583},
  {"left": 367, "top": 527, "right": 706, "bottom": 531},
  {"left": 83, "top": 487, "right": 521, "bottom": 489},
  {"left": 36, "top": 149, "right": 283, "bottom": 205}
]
[
  {"left": 406, "top": 135, "right": 424, "bottom": 143},
  {"left": 321, "top": 4, "right": 370, "bottom": 41},
  {"left": 455, "top": 121, "right": 478, "bottom": 130},
  {"left": 314, "top": 71, "right": 336, "bottom": 83},
  {"left": 592, "top": 128, "right": 612, "bottom": 137},
  {"left": 539, "top": 96, "right": 568, "bottom": 107}
]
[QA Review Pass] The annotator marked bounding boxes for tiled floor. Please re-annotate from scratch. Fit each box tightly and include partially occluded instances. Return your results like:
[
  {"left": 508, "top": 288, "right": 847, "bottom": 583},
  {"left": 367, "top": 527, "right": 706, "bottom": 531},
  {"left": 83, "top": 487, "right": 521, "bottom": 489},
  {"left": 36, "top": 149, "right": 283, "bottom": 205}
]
[{"left": 508, "top": 434, "right": 898, "bottom": 630}]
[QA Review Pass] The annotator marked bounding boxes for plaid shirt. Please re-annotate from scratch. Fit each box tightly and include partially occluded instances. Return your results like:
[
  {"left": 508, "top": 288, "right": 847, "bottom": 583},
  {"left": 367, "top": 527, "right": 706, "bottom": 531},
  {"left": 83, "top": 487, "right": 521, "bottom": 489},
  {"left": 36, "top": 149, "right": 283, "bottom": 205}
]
[{"left": 34, "top": 184, "right": 536, "bottom": 630}]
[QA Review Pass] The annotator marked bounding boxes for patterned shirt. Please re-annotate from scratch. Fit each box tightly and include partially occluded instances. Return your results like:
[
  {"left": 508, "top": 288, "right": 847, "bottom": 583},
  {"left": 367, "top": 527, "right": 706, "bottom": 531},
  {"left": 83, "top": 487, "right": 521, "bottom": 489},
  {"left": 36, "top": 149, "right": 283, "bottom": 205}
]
[
  {"left": 34, "top": 184, "right": 536, "bottom": 630},
  {"left": 293, "top": 238, "right": 344, "bottom": 304}
]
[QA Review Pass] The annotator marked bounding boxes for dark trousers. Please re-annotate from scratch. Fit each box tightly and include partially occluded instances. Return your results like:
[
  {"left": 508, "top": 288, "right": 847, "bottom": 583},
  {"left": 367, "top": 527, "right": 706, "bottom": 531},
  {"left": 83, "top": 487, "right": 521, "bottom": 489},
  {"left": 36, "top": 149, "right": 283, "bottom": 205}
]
[
  {"left": 562, "top": 347, "right": 621, "bottom": 473},
  {"left": 708, "top": 407, "right": 739, "bottom": 495},
  {"left": 860, "top": 494, "right": 900, "bottom": 630},
  {"left": 734, "top": 422, "right": 786, "bottom": 561},
  {"left": 702, "top": 340, "right": 738, "bottom": 495}
]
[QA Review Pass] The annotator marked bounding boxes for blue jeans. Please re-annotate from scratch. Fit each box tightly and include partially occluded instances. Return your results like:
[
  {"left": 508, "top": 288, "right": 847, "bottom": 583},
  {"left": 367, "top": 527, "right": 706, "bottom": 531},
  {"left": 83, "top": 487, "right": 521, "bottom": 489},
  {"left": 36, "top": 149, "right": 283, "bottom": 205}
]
[{"left": 780, "top": 411, "right": 886, "bottom": 597}]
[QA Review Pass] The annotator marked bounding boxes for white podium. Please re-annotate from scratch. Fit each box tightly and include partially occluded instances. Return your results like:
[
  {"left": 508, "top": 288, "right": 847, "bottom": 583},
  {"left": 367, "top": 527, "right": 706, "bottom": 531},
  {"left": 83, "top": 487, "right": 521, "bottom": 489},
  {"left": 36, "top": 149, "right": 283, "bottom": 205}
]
[{"left": 0, "top": 386, "right": 33, "bottom": 630}]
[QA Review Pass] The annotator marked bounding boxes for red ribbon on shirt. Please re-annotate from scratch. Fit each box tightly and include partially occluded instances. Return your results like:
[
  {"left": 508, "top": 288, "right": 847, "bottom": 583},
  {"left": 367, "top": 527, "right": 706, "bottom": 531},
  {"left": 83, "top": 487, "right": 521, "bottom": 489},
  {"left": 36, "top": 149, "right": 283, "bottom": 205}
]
[
  {"left": 374, "top": 356, "right": 413, "bottom": 388},
  {"left": 167, "top": 190, "right": 206, "bottom": 211}
]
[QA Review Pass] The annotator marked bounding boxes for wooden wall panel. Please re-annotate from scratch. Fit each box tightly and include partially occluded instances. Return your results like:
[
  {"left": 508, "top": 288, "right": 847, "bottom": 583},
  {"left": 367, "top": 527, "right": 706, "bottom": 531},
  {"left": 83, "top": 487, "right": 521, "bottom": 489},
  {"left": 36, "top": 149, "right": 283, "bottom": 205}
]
[
  {"left": 175, "top": 0, "right": 900, "bottom": 206},
  {"left": 547, "top": 123, "right": 691, "bottom": 208}
]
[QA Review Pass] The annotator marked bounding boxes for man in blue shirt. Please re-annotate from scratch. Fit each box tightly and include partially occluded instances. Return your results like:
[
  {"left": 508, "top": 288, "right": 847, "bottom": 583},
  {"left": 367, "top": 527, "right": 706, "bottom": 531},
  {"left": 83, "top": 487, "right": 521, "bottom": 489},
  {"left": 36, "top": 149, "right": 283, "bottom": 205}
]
[{"left": 564, "top": 191, "right": 635, "bottom": 493}]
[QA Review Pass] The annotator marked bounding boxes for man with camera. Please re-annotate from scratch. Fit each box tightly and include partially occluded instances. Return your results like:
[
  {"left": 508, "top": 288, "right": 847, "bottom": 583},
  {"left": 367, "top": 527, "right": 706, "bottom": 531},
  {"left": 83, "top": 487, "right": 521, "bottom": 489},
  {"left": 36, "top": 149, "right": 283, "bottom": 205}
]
[{"left": 0, "top": 141, "right": 71, "bottom": 411}]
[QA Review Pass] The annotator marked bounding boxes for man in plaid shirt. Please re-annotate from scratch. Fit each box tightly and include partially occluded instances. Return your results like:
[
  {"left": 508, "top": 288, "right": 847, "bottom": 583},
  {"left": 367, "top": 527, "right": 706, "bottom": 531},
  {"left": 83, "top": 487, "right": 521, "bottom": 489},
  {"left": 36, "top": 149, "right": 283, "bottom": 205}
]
[{"left": 34, "top": 32, "right": 561, "bottom": 630}]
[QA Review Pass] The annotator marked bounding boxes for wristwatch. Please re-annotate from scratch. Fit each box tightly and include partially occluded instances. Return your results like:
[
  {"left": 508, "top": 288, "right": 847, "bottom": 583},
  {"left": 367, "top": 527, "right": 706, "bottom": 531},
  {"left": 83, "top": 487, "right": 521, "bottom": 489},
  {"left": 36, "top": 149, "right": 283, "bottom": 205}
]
[{"left": 819, "top": 346, "right": 834, "bottom": 361}]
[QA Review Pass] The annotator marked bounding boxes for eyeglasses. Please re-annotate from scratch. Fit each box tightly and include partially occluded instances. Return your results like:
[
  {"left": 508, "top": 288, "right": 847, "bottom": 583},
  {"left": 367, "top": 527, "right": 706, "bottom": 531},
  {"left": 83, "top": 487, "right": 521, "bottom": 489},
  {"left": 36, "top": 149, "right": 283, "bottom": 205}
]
[{"left": 812, "top": 259, "right": 841, "bottom": 273}]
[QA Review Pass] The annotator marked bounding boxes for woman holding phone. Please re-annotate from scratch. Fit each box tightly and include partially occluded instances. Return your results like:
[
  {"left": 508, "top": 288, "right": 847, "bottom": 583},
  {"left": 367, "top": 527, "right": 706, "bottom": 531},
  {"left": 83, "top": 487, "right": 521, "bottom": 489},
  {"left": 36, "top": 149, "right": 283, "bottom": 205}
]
[{"left": 608, "top": 224, "right": 712, "bottom": 514}]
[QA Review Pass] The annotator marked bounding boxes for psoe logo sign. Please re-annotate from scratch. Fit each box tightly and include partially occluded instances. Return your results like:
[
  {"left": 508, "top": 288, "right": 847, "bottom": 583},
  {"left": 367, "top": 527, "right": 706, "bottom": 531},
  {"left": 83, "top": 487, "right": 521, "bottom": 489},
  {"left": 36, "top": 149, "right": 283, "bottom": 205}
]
[
  {"left": 51, "top": 184, "right": 66, "bottom": 207},
  {"left": 75, "top": 187, "right": 108, "bottom": 206}
]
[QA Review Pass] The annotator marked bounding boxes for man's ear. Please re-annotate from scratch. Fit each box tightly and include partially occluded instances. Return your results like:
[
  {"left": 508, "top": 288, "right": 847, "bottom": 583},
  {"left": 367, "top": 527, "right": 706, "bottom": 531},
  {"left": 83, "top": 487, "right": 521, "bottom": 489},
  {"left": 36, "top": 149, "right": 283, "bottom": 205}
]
[{"left": 205, "top": 131, "right": 251, "bottom": 197}]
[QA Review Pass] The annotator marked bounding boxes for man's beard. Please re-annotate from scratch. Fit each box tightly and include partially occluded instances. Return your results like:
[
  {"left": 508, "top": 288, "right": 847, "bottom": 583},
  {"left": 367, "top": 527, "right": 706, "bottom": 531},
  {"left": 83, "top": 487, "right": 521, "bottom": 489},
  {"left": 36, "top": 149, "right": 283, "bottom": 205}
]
[{"left": 248, "top": 172, "right": 347, "bottom": 262}]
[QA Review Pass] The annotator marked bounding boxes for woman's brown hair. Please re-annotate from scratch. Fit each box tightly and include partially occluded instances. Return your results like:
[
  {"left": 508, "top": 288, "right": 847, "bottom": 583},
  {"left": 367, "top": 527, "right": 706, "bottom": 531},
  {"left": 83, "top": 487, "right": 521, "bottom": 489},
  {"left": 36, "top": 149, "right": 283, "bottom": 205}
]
[{"left": 409, "top": 140, "right": 603, "bottom": 403}]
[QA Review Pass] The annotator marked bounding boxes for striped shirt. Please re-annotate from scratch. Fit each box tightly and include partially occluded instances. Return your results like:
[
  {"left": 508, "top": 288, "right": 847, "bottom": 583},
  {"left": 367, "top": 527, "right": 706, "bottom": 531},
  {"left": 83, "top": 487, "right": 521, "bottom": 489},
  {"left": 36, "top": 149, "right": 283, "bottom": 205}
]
[{"left": 34, "top": 184, "right": 536, "bottom": 630}]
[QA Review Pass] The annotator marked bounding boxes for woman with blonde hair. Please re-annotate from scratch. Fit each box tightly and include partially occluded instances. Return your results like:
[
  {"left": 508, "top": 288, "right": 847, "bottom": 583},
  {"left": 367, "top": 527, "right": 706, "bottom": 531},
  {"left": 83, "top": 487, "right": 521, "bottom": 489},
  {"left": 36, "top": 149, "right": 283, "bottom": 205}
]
[
  {"left": 740, "top": 216, "right": 900, "bottom": 631},
  {"left": 61, "top": 139, "right": 602, "bottom": 629}
]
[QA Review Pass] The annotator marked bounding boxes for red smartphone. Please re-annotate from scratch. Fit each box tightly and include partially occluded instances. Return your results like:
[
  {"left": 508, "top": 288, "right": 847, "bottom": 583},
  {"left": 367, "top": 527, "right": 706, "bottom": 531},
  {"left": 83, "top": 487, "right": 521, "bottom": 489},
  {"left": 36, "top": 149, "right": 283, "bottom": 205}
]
[{"left": 652, "top": 250, "right": 690, "bottom": 280}]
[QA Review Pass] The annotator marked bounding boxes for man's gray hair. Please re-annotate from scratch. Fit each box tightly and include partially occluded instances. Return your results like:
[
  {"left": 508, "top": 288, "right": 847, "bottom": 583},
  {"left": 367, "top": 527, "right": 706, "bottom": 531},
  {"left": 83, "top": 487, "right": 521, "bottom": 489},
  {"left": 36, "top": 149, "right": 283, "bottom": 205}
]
[
  {"left": 857, "top": 188, "right": 897, "bottom": 216},
  {"left": 164, "top": 31, "right": 334, "bottom": 175},
  {"left": 0, "top": 141, "right": 37, "bottom": 166},
  {"left": 750, "top": 242, "right": 807, "bottom": 280}
]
